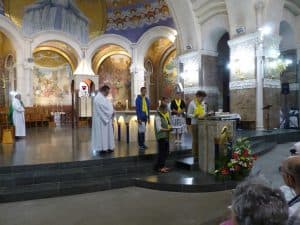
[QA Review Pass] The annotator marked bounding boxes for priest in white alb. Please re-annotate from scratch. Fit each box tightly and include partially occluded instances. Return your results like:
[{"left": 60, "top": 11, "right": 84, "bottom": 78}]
[
  {"left": 91, "top": 85, "right": 115, "bottom": 154},
  {"left": 12, "top": 93, "right": 26, "bottom": 138}
]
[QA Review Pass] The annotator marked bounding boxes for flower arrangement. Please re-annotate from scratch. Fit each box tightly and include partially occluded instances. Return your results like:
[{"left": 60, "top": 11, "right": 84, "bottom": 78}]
[{"left": 214, "top": 137, "right": 257, "bottom": 180}]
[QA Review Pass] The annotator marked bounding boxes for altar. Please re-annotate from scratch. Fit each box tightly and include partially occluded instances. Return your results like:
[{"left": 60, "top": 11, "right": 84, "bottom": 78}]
[
  {"left": 114, "top": 110, "right": 156, "bottom": 143},
  {"left": 198, "top": 117, "right": 236, "bottom": 173}
]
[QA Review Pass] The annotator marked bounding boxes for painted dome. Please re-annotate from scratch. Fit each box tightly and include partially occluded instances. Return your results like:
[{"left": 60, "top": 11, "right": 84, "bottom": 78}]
[{"left": 2, "top": 0, "right": 175, "bottom": 43}]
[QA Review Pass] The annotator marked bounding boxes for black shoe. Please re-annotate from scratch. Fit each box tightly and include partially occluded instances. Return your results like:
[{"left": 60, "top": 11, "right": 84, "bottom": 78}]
[
  {"left": 139, "top": 146, "right": 145, "bottom": 151},
  {"left": 107, "top": 149, "right": 114, "bottom": 153}
]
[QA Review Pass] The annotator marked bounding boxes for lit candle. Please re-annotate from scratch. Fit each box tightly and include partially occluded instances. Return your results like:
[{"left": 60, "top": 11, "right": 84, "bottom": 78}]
[{"left": 125, "top": 99, "right": 128, "bottom": 110}]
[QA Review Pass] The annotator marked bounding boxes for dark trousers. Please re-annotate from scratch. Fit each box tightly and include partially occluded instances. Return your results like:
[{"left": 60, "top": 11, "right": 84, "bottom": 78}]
[
  {"left": 138, "top": 132, "right": 145, "bottom": 147},
  {"left": 154, "top": 138, "right": 169, "bottom": 170},
  {"left": 138, "top": 122, "right": 146, "bottom": 147}
]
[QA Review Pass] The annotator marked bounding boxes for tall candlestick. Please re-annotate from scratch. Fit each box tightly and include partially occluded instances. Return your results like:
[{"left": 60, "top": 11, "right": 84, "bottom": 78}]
[{"left": 125, "top": 99, "right": 128, "bottom": 110}]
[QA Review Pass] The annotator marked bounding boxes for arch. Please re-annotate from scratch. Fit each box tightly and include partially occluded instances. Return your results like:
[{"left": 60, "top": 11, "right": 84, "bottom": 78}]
[
  {"left": 166, "top": 0, "right": 201, "bottom": 52},
  {"left": 136, "top": 26, "right": 177, "bottom": 65},
  {"left": 201, "top": 14, "right": 229, "bottom": 53},
  {"left": 0, "top": 15, "right": 24, "bottom": 62},
  {"left": 279, "top": 20, "right": 295, "bottom": 51},
  {"left": 87, "top": 34, "right": 132, "bottom": 62},
  {"left": 31, "top": 30, "right": 82, "bottom": 60}
]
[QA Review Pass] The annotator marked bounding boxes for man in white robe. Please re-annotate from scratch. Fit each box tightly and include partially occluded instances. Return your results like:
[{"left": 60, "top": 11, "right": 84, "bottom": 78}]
[
  {"left": 12, "top": 94, "right": 26, "bottom": 138},
  {"left": 91, "top": 85, "right": 115, "bottom": 153}
]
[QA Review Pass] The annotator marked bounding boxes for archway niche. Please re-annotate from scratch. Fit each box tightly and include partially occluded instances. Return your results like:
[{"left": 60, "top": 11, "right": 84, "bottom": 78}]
[
  {"left": 0, "top": 31, "right": 16, "bottom": 107},
  {"left": 32, "top": 41, "right": 78, "bottom": 108},
  {"left": 279, "top": 20, "right": 298, "bottom": 128},
  {"left": 92, "top": 44, "right": 131, "bottom": 110},
  {"left": 217, "top": 32, "right": 230, "bottom": 112},
  {"left": 144, "top": 38, "right": 176, "bottom": 108}
]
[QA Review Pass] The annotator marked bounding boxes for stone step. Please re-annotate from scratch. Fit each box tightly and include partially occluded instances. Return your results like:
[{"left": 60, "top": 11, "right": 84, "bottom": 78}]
[
  {"left": 134, "top": 170, "right": 237, "bottom": 193},
  {"left": 252, "top": 141, "right": 277, "bottom": 156},
  {"left": 176, "top": 157, "right": 198, "bottom": 171},
  {"left": 0, "top": 175, "right": 138, "bottom": 203},
  {"left": 0, "top": 150, "right": 192, "bottom": 202}
]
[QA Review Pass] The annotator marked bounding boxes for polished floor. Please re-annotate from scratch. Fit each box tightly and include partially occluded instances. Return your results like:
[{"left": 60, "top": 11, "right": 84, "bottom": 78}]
[
  {"left": 0, "top": 126, "right": 298, "bottom": 167},
  {"left": 0, "top": 187, "right": 232, "bottom": 225},
  {"left": 0, "top": 127, "right": 191, "bottom": 166},
  {"left": 0, "top": 142, "right": 293, "bottom": 225}
]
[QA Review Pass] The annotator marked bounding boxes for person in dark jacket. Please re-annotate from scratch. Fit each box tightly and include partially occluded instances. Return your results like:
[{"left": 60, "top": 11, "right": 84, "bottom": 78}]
[{"left": 135, "top": 87, "right": 150, "bottom": 150}]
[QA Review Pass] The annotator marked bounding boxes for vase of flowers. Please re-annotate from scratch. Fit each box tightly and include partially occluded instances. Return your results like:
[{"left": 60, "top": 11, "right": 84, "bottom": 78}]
[{"left": 214, "top": 137, "right": 257, "bottom": 181}]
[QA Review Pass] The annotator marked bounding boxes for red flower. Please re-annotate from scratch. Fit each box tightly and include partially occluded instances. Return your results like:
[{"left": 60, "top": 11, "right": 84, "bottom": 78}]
[
  {"left": 233, "top": 152, "right": 239, "bottom": 160},
  {"left": 242, "top": 149, "right": 249, "bottom": 157},
  {"left": 221, "top": 168, "right": 229, "bottom": 175}
]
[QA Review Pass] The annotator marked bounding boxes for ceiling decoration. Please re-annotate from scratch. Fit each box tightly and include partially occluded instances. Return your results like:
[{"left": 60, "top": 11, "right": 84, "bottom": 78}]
[
  {"left": 33, "top": 41, "right": 78, "bottom": 70},
  {"left": 0, "top": 0, "right": 175, "bottom": 43},
  {"left": 146, "top": 38, "right": 172, "bottom": 63},
  {"left": 92, "top": 44, "right": 130, "bottom": 73},
  {"left": 105, "top": 0, "right": 175, "bottom": 42},
  {"left": 2, "top": 0, "right": 106, "bottom": 40},
  {"left": 33, "top": 50, "right": 69, "bottom": 68}
]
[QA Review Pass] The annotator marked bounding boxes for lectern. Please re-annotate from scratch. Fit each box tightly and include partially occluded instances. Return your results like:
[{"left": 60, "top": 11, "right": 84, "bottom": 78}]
[{"left": 198, "top": 118, "right": 236, "bottom": 173}]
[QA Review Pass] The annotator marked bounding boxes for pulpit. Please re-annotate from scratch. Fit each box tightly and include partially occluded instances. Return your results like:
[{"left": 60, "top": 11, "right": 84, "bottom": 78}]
[{"left": 198, "top": 118, "right": 236, "bottom": 173}]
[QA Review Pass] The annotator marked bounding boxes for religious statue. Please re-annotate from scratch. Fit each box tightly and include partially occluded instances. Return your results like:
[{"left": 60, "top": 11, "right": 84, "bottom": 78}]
[{"left": 217, "top": 125, "right": 232, "bottom": 157}]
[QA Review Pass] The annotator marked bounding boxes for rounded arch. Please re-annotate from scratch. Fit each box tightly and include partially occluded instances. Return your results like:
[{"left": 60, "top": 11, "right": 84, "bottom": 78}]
[
  {"left": 201, "top": 14, "right": 229, "bottom": 53},
  {"left": 0, "top": 15, "right": 24, "bottom": 62},
  {"left": 31, "top": 30, "right": 82, "bottom": 60},
  {"left": 136, "top": 26, "right": 177, "bottom": 65},
  {"left": 279, "top": 20, "right": 295, "bottom": 51},
  {"left": 87, "top": 34, "right": 132, "bottom": 62}
]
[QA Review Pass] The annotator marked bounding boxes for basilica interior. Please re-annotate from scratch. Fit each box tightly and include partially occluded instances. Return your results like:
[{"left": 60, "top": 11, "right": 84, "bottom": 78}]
[{"left": 0, "top": 1, "right": 300, "bottom": 225}]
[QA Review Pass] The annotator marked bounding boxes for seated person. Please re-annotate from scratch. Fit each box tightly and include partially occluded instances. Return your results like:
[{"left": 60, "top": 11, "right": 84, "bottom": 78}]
[
  {"left": 280, "top": 156, "right": 300, "bottom": 225},
  {"left": 222, "top": 178, "right": 288, "bottom": 225}
]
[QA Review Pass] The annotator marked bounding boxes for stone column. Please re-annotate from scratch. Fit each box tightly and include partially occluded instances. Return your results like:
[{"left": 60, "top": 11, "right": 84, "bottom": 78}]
[
  {"left": 256, "top": 32, "right": 264, "bottom": 130},
  {"left": 130, "top": 45, "right": 145, "bottom": 107},
  {"left": 228, "top": 33, "right": 257, "bottom": 128},
  {"left": 130, "top": 64, "right": 145, "bottom": 107},
  {"left": 17, "top": 38, "right": 33, "bottom": 106},
  {"left": 177, "top": 51, "right": 201, "bottom": 100},
  {"left": 200, "top": 50, "right": 220, "bottom": 111},
  {"left": 262, "top": 34, "right": 281, "bottom": 128},
  {"left": 228, "top": 33, "right": 281, "bottom": 129}
]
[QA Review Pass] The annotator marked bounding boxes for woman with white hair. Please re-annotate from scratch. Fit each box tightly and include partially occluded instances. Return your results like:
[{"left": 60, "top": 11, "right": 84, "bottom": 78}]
[{"left": 12, "top": 93, "right": 26, "bottom": 138}]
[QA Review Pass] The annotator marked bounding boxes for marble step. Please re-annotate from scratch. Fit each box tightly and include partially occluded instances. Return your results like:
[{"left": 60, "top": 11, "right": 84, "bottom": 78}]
[
  {"left": 0, "top": 175, "right": 139, "bottom": 203},
  {"left": 252, "top": 141, "right": 277, "bottom": 156},
  {"left": 134, "top": 170, "right": 237, "bottom": 193},
  {"left": 176, "top": 157, "right": 198, "bottom": 171},
  {"left": 175, "top": 141, "right": 276, "bottom": 171}
]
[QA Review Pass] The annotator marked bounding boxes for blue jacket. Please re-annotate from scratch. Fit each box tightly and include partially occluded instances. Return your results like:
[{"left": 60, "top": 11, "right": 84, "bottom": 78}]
[{"left": 135, "top": 95, "right": 150, "bottom": 122}]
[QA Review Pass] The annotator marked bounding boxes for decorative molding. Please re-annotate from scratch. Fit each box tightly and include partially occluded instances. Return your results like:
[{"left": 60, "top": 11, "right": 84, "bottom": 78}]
[
  {"left": 177, "top": 51, "right": 201, "bottom": 62},
  {"left": 183, "top": 86, "right": 219, "bottom": 94},
  {"left": 199, "top": 49, "right": 218, "bottom": 57},
  {"left": 229, "top": 79, "right": 256, "bottom": 90},
  {"left": 228, "top": 32, "right": 258, "bottom": 48},
  {"left": 183, "top": 86, "right": 201, "bottom": 94},
  {"left": 263, "top": 79, "right": 281, "bottom": 88}
]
